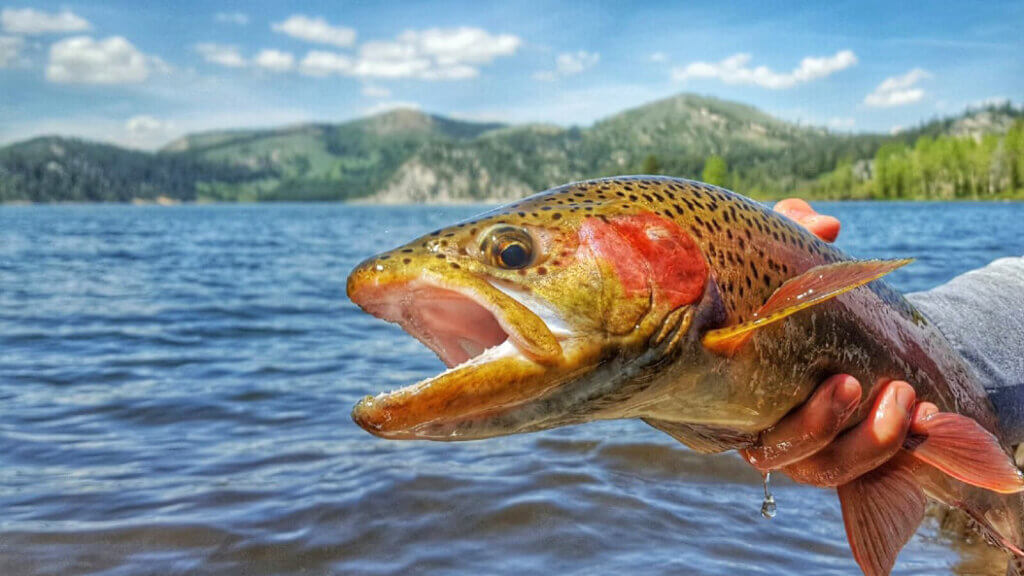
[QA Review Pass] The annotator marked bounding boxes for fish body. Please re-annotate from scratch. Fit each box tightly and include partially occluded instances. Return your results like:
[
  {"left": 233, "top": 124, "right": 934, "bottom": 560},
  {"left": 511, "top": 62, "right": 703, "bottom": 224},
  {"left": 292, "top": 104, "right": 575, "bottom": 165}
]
[{"left": 346, "top": 176, "right": 1024, "bottom": 575}]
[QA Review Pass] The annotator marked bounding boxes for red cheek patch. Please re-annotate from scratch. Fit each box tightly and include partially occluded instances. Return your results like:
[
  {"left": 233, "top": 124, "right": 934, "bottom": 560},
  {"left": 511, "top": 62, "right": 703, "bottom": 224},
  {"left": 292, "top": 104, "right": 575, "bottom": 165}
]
[{"left": 579, "top": 212, "right": 707, "bottom": 309}]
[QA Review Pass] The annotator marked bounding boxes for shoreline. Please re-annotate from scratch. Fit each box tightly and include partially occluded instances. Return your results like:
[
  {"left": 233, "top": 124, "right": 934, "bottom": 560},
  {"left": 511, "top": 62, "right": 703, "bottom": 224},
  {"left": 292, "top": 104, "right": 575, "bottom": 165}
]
[{"left": 4, "top": 197, "right": 1024, "bottom": 207}]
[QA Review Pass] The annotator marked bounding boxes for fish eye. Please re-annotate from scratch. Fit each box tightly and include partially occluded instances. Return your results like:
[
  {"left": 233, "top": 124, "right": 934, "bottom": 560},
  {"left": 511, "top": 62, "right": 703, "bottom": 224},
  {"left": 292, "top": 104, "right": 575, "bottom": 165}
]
[{"left": 481, "top": 226, "right": 535, "bottom": 270}]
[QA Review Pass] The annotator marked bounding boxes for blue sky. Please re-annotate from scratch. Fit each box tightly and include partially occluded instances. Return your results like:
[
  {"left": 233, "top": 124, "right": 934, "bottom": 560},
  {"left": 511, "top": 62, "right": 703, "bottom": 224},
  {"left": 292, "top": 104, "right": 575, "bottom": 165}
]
[{"left": 1, "top": 0, "right": 1021, "bottom": 148}]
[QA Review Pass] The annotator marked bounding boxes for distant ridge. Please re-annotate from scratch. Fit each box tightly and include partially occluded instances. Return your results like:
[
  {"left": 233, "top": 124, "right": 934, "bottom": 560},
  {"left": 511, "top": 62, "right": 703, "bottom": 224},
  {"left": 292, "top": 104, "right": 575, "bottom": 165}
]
[{"left": 1, "top": 94, "right": 1020, "bottom": 203}]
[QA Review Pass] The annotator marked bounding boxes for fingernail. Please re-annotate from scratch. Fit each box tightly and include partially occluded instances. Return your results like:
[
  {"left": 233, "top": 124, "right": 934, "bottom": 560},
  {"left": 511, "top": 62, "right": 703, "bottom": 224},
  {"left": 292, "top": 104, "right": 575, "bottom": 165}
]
[
  {"left": 831, "top": 377, "right": 860, "bottom": 417},
  {"left": 894, "top": 383, "right": 915, "bottom": 412}
]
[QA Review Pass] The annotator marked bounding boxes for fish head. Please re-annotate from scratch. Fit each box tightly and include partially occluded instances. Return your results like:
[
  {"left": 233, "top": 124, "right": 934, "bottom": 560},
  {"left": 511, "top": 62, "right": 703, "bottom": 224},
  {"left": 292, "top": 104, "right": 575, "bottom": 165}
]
[{"left": 347, "top": 178, "right": 718, "bottom": 440}]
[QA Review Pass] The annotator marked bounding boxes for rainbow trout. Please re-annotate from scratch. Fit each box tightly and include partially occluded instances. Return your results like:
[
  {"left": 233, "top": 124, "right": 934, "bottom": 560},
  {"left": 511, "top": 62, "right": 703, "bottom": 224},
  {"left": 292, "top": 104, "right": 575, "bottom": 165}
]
[{"left": 347, "top": 177, "right": 1024, "bottom": 575}]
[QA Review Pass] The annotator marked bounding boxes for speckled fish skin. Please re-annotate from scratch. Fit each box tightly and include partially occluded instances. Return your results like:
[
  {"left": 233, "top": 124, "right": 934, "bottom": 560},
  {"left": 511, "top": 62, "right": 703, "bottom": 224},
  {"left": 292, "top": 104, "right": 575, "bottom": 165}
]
[
  {"left": 347, "top": 176, "right": 1023, "bottom": 562},
  {"left": 349, "top": 176, "right": 996, "bottom": 437}
]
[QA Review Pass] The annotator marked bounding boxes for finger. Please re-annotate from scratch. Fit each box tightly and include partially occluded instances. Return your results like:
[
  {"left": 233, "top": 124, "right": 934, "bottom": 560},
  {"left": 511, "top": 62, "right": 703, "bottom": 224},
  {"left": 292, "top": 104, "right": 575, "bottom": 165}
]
[
  {"left": 910, "top": 401, "right": 939, "bottom": 436},
  {"left": 773, "top": 199, "right": 841, "bottom": 243},
  {"left": 774, "top": 198, "right": 816, "bottom": 219},
  {"left": 783, "top": 381, "right": 916, "bottom": 487},
  {"left": 800, "top": 215, "right": 841, "bottom": 243},
  {"left": 742, "top": 374, "right": 861, "bottom": 471}
]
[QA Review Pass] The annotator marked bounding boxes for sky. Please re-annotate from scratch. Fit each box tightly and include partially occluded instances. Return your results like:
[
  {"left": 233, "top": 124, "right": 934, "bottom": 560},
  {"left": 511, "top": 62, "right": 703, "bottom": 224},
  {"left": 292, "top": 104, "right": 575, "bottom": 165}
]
[{"left": 0, "top": 0, "right": 1021, "bottom": 149}]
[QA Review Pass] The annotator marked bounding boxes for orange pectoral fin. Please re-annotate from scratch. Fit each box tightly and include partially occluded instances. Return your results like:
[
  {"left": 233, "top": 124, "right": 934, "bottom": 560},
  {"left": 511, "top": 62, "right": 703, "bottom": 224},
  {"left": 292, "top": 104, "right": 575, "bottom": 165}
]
[
  {"left": 838, "top": 459, "right": 926, "bottom": 576},
  {"left": 702, "top": 258, "right": 912, "bottom": 356},
  {"left": 904, "top": 412, "right": 1024, "bottom": 494}
]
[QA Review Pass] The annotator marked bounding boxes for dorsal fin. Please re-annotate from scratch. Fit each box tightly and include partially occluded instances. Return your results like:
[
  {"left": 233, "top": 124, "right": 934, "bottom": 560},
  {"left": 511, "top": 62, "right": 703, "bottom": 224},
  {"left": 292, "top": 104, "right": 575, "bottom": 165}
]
[
  {"left": 904, "top": 413, "right": 1024, "bottom": 494},
  {"left": 838, "top": 459, "right": 926, "bottom": 576},
  {"left": 703, "top": 259, "right": 912, "bottom": 356}
]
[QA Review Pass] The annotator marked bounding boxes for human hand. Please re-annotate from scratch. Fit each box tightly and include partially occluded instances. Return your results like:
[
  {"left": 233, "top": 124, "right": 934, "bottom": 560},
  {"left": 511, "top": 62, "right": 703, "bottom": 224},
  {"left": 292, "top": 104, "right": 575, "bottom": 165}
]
[
  {"left": 737, "top": 200, "right": 938, "bottom": 487},
  {"left": 741, "top": 377, "right": 938, "bottom": 486}
]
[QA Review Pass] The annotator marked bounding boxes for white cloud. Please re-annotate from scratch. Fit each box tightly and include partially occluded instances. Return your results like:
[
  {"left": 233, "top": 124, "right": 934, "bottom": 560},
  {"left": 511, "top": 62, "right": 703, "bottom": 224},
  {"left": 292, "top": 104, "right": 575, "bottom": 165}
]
[
  {"left": 0, "top": 35, "right": 22, "bottom": 67},
  {"left": 196, "top": 27, "right": 517, "bottom": 82},
  {"left": 890, "top": 125, "right": 905, "bottom": 135},
  {"left": 125, "top": 115, "right": 166, "bottom": 133},
  {"left": 1, "top": 7, "right": 90, "bottom": 35},
  {"left": 124, "top": 115, "right": 175, "bottom": 148},
  {"left": 361, "top": 83, "right": 391, "bottom": 98},
  {"left": 407, "top": 27, "right": 520, "bottom": 65},
  {"left": 214, "top": 12, "right": 248, "bottom": 26},
  {"left": 350, "top": 27, "right": 519, "bottom": 80},
  {"left": 296, "top": 27, "right": 518, "bottom": 81},
  {"left": 827, "top": 117, "right": 856, "bottom": 130},
  {"left": 557, "top": 51, "right": 599, "bottom": 75},
  {"left": 533, "top": 51, "right": 600, "bottom": 81},
  {"left": 46, "top": 36, "right": 150, "bottom": 84},
  {"left": 362, "top": 100, "right": 420, "bottom": 116},
  {"left": 298, "top": 50, "right": 351, "bottom": 76},
  {"left": 124, "top": 115, "right": 173, "bottom": 136},
  {"left": 649, "top": 52, "right": 668, "bottom": 63},
  {"left": 272, "top": 14, "right": 356, "bottom": 47},
  {"left": 195, "top": 43, "right": 247, "bottom": 68},
  {"left": 253, "top": 49, "right": 294, "bottom": 72},
  {"left": 864, "top": 68, "right": 930, "bottom": 107},
  {"left": 672, "top": 50, "right": 857, "bottom": 89}
]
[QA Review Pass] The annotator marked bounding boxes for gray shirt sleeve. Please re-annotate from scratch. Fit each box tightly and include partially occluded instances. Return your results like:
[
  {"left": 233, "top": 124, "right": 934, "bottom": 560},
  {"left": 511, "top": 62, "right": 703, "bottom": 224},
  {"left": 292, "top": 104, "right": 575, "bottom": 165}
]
[{"left": 906, "top": 256, "right": 1024, "bottom": 445}]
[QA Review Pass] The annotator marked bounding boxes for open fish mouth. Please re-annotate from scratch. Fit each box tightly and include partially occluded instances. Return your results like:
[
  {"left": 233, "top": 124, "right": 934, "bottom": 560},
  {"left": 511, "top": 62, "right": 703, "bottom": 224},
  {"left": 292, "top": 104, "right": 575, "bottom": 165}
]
[
  {"left": 346, "top": 267, "right": 572, "bottom": 440},
  {"left": 354, "top": 282, "right": 517, "bottom": 369}
]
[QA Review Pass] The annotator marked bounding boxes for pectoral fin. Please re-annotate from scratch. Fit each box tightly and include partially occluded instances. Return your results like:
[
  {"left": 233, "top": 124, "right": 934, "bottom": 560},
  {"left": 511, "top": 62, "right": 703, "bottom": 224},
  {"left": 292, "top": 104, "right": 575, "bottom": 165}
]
[
  {"left": 838, "top": 459, "right": 926, "bottom": 576},
  {"left": 643, "top": 418, "right": 756, "bottom": 454},
  {"left": 702, "top": 259, "right": 912, "bottom": 356},
  {"left": 904, "top": 413, "right": 1024, "bottom": 494}
]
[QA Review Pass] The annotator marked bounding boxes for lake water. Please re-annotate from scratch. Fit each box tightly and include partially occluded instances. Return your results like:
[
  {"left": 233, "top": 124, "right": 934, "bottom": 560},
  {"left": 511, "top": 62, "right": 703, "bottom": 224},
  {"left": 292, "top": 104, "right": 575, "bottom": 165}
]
[{"left": 2, "top": 202, "right": 1023, "bottom": 576}]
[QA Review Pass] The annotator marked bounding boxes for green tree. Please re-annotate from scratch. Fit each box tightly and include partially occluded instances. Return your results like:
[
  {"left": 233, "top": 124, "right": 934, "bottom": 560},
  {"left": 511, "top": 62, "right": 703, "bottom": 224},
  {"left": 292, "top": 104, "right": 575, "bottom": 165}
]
[
  {"left": 1007, "top": 119, "right": 1024, "bottom": 191},
  {"left": 873, "top": 142, "right": 911, "bottom": 198},
  {"left": 641, "top": 154, "right": 661, "bottom": 175},
  {"left": 702, "top": 155, "right": 728, "bottom": 187}
]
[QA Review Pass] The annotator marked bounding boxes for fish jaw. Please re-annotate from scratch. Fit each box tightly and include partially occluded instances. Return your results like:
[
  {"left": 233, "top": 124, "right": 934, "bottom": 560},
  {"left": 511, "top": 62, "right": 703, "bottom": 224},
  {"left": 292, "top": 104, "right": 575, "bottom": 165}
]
[
  {"left": 347, "top": 256, "right": 605, "bottom": 440},
  {"left": 350, "top": 338, "right": 602, "bottom": 440}
]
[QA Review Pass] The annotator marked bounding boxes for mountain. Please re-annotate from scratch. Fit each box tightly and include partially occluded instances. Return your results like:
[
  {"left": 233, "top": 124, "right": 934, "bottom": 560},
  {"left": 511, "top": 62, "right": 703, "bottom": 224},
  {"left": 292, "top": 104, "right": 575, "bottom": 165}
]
[
  {"left": 1, "top": 95, "right": 1020, "bottom": 204},
  {"left": 0, "top": 136, "right": 262, "bottom": 203}
]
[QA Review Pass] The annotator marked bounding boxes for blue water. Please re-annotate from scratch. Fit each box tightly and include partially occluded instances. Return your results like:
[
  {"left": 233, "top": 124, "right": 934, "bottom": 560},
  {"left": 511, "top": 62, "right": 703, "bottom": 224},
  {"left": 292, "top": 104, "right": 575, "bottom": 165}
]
[{"left": 1, "top": 202, "right": 1022, "bottom": 576}]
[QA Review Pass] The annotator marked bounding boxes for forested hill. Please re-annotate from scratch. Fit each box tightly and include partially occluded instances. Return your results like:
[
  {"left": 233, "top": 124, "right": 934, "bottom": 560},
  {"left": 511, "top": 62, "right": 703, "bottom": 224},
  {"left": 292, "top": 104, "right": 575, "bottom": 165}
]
[{"left": 1, "top": 95, "right": 1021, "bottom": 203}]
